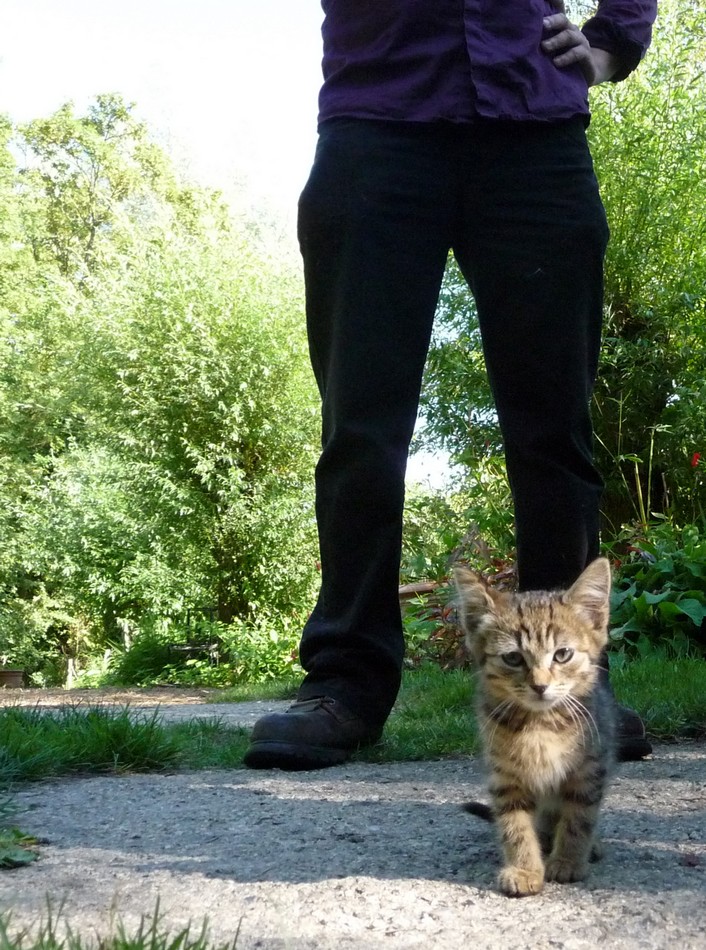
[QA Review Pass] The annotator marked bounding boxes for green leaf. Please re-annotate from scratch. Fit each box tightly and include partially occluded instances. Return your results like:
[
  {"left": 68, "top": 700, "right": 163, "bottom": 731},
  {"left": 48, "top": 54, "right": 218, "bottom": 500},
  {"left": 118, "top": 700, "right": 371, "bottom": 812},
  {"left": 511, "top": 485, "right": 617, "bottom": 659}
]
[
  {"left": 642, "top": 590, "right": 676, "bottom": 605},
  {"left": 671, "top": 598, "right": 706, "bottom": 626},
  {"left": 0, "top": 830, "right": 39, "bottom": 869},
  {"left": 610, "top": 617, "right": 645, "bottom": 639}
]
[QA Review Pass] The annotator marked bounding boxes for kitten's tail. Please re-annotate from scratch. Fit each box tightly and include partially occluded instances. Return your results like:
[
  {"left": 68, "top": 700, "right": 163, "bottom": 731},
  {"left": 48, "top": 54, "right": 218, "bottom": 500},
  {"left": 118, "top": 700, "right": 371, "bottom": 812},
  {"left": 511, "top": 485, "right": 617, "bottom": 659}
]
[{"left": 461, "top": 801, "right": 494, "bottom": 822}]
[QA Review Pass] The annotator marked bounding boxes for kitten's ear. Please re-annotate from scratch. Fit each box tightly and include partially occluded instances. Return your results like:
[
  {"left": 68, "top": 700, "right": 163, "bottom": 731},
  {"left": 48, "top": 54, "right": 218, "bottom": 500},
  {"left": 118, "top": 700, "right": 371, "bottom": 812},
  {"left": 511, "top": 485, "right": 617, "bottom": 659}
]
[
  {"left": 453, "top": 566, "right": 495, "bottom": 627},
  {"left": 564, "top": 557, "right": 612, "bottom": 636},
  {"left": 453, "top": 566, "right": 495, "bottom": 661}
]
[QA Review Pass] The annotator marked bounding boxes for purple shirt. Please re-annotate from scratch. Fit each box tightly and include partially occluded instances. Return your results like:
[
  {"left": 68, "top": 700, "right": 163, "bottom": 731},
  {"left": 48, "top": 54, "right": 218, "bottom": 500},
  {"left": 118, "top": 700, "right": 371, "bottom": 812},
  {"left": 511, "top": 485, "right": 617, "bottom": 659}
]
[{"left": 318, "top": 0, "right": 657, "bottom": 125}]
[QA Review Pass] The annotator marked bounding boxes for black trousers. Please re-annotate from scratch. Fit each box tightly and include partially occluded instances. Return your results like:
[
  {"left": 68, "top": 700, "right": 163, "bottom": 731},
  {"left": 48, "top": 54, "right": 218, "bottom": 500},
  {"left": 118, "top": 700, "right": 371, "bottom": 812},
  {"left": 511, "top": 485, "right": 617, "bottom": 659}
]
[{"left": 296, "top": 118, "right": 609, "bottom": 727}]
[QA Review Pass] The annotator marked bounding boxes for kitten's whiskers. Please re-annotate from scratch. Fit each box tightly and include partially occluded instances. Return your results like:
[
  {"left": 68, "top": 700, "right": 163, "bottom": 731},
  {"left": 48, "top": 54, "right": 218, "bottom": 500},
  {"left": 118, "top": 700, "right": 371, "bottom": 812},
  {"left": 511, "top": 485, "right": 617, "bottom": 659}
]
[
  {"left": 563, "top": 694, "right": 599, "bottom": 745},
  {"left": 483, "top": 697, "right": 516, "bottom": 748}
]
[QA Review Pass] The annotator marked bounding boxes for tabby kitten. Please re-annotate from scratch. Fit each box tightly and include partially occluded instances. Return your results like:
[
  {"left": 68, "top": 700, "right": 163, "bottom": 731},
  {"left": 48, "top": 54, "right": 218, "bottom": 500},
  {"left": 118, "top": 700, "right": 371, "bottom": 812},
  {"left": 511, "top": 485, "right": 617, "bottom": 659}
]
[{"left": 455, "top": 557, "right": 616, "bottom": 897}]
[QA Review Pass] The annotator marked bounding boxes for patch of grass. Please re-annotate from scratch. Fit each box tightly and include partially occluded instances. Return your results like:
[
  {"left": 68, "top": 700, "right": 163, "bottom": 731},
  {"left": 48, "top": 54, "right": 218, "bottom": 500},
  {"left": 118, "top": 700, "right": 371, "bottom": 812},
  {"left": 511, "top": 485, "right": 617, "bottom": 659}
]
[
  {"left": 0, "top": 669, "right": 479, "bottom": 783},
  {"left": 611, "top": 654, "right": 706, "bottom": 739},
  {"left": 359, "top": 664, "right": 479, "bottom": 763},
  {"left": 0, "top": 903, "right": 238, "bottom": 950},
  {"left": 217, "top": 678, "right": 299, "bottom": 703},
  {"left": 169, "top": 720, "right": 251, "bottom": 770},
  {"left": 0, "top": 707, "right": 253, "bottom": 786},
  {"left": 0, "top": 706, "right": 180, "bottom": 786}
]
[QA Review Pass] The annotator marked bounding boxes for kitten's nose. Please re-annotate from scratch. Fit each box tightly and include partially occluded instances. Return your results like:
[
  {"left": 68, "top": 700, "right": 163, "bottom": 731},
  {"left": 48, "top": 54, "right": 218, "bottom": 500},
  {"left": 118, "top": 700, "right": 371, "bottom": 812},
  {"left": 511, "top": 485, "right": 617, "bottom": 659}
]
[{"left": 531, "top": 684, "right": 548, "bottom": 696}]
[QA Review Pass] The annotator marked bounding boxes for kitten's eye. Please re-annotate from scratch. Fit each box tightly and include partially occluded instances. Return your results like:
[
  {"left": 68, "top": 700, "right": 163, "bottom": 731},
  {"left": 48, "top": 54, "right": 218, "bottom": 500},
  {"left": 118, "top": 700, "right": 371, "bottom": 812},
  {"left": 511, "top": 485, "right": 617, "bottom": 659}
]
[
  {"left": 553, "top": 647, "right": 574, "bottom": 664},
  {"left": 502, "top": 651, "right": 525, "bottom": 668}
]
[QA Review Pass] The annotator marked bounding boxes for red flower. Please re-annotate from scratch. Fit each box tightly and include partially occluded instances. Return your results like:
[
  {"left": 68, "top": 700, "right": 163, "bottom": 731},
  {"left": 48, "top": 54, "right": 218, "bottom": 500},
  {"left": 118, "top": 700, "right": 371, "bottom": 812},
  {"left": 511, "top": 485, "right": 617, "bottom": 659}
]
[{"left": 691, "top": 452, "right": 701, "bottom": 468}]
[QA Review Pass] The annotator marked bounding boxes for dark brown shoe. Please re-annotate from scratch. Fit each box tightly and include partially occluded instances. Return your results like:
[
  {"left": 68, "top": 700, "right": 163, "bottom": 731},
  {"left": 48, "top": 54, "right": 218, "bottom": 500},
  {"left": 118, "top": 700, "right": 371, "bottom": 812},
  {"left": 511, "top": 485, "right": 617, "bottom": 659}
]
[
  {"left": 243, "top": 696, "right": 382, "bottom": 771},
  {"left": 616, "top": 705, "right": 652, "bottom": 762}
]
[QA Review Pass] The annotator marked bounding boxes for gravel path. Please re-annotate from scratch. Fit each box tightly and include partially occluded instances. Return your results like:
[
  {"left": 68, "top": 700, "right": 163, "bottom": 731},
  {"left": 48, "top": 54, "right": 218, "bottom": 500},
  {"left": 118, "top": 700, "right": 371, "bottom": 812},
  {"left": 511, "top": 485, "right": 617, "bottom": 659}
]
[{"left": 1, "top": 698, "right": 705, "bottom": 949}]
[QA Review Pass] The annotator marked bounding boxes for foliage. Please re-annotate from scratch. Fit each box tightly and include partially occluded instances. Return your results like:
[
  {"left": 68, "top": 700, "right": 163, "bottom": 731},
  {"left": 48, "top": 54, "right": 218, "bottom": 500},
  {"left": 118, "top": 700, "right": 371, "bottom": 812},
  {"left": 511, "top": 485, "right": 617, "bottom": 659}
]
[
  {"left": 104, "top": 616, "right": 301, "bottom": 688},
  {"left": 401, "top": 585, "right": 464, "bottom": 670},
  {"left": 0, "top": 827, "right": 39, "bottom": 870},
  {"left": 608, "top": 523, "right": 706, "bottom": 659},
  {"left": 0, "top": 797, "right": 39, "bottom": 869},
  {"left": 416, "top": 259, "right": 498, "bottom": 465},
  {"left": 402, "top": 515, "right": 706, "bottom": 670},
  {"left": 101, "top": 630, "right": 177, "bottom": 687},
  {"left": 402, "top": 487, "right": 463, "bottom": 582},
  {"left": 0, "top": 589, "right": 81, "bottom": 685},
  {"left": 402, "top": 475, "right": 514, "bottom": 584},
  {"left": 412, "top": 257, "right": 516, "bottom": 565},
  {"left": 589, "top": 0, "right": 706, "bottom": 530},
  {"left": 215, "top": 617, "right": 302, "bottom": 683},
  {"left": 400, "top": 480, "right": 517, "bottom": 671},
  {"left": 73, "top": 233, "right": 319, "bottom": 624},
  {"left": 19, "top": 95, "right": 167, "bottom": 276},
  {"left": 0, "top": 95, "right": 320, "bottom": 684}
]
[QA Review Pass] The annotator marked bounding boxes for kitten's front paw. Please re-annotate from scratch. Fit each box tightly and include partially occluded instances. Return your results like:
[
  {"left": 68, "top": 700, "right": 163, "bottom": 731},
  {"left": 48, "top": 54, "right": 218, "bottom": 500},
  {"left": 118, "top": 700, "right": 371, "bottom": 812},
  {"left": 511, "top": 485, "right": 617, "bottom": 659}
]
[
  {"left": 497, "top": 866, "right": 544, "bottom": 897},
  {"left": 544, "top": 855, "right": 588, "bottom": 883}
]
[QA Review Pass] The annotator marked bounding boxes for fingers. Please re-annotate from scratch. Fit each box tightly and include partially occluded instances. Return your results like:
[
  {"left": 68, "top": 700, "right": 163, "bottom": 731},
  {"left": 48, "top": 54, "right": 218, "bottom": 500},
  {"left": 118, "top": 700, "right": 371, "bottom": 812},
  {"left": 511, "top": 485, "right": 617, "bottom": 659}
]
[
  {"left": 542, "top": 12, "right": 572, "bottom": 34},
  {"left": 542, "top": 13, "right": 593, "bottom": 71},
  {"left": 542, "top": 13, "right": 586, "bottom": 54}
]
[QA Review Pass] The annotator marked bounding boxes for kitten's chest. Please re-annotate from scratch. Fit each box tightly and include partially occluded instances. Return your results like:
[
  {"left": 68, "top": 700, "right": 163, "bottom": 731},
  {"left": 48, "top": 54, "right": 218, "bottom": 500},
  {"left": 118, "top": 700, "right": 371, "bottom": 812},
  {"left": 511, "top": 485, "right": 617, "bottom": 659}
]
[{"left": 494, "top": 723, "right": 583, "bottom": 793}]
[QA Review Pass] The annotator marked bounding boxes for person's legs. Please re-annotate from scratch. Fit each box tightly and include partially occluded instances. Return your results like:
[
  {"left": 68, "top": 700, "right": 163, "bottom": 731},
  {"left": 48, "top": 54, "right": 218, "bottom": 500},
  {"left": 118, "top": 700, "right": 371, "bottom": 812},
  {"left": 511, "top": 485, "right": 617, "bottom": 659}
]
[
  {"left": 453, "top": 119, "right": 607, "bottom": 592},
  {"left": 245, "top": 118, "right": 650, "bottom": 770},
  {"left": 245, "top": 120, "right": 457, "bottom": 768},
  {"left": 452, "top": 119, "right": 650, "bottom": 760}
]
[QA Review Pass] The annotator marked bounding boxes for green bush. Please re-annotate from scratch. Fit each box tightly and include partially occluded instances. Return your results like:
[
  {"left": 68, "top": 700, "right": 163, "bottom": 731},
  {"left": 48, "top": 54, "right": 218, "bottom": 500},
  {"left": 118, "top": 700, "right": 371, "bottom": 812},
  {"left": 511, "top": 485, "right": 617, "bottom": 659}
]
[
  {"left": 588, "top": 0, "right": 706, "bottom": 529},
  {"left": 103, "top": 615, "right": 302, "bottom": 687},
  {"left": 402, "top": 477, "right": 514, "bottom": 586},
  {"left": 104, "top": 630, "right": 176, "bottom": 686},
  {"left": 609, "top": 523, "right": 706, "bottom": 659}
]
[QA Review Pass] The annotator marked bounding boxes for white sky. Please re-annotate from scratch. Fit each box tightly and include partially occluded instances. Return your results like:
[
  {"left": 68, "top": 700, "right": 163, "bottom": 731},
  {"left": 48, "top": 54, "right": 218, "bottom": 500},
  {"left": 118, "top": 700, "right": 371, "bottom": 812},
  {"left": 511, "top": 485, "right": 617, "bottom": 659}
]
[{"left": 1, "top": 0, "right": 324, "bottom": 238}]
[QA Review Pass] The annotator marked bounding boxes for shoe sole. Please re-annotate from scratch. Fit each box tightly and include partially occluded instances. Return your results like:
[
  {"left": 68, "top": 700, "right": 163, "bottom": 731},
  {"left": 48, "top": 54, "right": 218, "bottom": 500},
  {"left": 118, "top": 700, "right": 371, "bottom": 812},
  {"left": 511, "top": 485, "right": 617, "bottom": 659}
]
[{"left": 243, "top": 740, "right": 352, "bottom": 771}]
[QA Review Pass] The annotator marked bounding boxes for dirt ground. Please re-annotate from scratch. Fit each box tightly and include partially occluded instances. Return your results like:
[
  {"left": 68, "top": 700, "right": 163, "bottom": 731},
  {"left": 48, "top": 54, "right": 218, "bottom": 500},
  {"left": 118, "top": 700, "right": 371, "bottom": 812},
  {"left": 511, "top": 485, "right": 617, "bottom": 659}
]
[
  {"left": 1, "top": 688, "right": 705, "bottom": 949},
  {"left": 0, "top": 685, "right": 226, "bottom": 708}
]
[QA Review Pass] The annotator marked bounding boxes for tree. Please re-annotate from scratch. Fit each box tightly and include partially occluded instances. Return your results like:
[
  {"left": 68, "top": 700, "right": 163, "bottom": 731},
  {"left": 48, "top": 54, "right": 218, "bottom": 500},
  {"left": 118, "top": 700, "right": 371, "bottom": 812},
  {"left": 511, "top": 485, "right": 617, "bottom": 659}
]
[
  {"left": 75, "top": 230, "right": 320, "bottom": 627},
  {"left": 0, "top": 97, "right": 320, "bottom": 682},
  {"left": 589, "top": 0, "right": 706, "bottom": 529}
]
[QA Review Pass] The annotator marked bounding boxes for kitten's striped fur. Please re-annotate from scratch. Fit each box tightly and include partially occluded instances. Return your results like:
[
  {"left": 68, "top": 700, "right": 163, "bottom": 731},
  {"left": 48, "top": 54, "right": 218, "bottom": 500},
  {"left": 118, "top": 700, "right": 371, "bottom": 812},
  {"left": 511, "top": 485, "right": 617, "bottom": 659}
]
[{"left": 455, "top": 558, "right": 616, "bottom": 897}]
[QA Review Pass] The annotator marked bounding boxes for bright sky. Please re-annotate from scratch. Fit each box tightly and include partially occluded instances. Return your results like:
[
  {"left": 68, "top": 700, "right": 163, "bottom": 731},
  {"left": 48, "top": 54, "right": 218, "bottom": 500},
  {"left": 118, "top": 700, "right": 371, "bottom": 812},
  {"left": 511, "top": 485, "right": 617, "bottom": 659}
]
[{"left": 1, "top": 0, "right": 324, "bottom": 237}]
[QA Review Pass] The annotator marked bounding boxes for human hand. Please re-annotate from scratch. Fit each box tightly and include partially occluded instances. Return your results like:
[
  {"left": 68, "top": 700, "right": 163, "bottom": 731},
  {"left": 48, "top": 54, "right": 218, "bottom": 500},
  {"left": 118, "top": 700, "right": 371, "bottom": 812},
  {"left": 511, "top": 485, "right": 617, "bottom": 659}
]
[{"left": 541, "top": 2, "right": 619, "bottom": 86}]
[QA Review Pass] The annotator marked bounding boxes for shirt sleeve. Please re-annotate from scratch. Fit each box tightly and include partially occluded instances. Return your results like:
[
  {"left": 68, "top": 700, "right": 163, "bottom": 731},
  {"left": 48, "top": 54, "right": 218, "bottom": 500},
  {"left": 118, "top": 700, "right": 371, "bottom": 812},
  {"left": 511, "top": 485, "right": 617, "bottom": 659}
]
[{"left": 581, "top": 0, "right": 658, "bottom": 82}]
